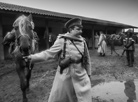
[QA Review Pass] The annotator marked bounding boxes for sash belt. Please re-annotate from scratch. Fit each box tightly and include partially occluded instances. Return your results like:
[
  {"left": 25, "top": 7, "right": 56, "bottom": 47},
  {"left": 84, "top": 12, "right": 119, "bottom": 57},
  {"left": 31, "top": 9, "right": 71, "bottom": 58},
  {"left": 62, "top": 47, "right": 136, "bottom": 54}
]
[{"left": 71, "top": 58, "right": 82, "bottom": 64}]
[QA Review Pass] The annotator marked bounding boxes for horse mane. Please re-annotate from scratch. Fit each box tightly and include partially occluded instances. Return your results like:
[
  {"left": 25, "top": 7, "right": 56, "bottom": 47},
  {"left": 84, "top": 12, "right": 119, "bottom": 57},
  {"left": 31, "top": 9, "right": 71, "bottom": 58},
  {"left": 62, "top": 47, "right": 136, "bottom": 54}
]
[
  {"left": 13, "top": 15, "right": 26, "bottom": 27},
  {"left": 17, "top": 15, "right": 34, "bottom": 39},
  {"left": 18, "top": 17, "right": 28, "bottom": 36}
]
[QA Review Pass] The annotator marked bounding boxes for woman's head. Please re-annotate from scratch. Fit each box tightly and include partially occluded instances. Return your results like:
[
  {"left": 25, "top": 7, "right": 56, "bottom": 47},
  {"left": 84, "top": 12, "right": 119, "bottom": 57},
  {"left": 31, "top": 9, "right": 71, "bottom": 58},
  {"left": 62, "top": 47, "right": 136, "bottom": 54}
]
[
  {"left": 69, "top": 25, "right": 83, "bottom": 36},
  {"left": 126, "top": 29, "right": 133, "bottom": 37},
  {"left": 64, "top": 18, "right": 83, "bottom": 36}
]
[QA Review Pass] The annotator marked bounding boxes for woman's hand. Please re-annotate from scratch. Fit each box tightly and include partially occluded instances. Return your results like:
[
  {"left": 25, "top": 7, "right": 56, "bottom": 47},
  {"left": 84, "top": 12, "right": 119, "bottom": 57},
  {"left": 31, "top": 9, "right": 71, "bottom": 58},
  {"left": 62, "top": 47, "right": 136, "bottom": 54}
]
[
  {"left": 22, "top": 56, "right": 31, "bottom": 62},
  {"left": 98, "top": 43, "right": 100, "bottom": 46},
  {"left": 88, "top": 75, "right": 91, "bottom": 80}
]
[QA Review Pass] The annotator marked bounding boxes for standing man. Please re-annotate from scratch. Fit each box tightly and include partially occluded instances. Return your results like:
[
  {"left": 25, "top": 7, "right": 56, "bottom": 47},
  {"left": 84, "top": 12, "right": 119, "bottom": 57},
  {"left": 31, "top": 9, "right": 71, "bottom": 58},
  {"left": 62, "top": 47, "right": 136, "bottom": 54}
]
[
  {"left": 123, "top": 29, "right": 135, "bottom": 67},
  {"left": 24, "top": 18, "right": 92, "bottom": 102}
]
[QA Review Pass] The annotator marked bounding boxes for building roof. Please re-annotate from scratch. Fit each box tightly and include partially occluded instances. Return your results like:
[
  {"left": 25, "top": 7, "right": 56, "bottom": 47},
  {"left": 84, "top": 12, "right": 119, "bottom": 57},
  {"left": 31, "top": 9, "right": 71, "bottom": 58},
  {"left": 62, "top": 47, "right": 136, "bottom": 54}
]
[{"left": 0, "top": 2, "right": 137, "bottom": 28}]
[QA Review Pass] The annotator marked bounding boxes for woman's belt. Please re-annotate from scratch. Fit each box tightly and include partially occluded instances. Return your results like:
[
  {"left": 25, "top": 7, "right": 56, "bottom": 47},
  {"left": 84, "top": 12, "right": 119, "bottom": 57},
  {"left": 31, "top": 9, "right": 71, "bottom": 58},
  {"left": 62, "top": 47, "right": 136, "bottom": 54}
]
[{"left": 71, "top": 58, "right": 82, "bottom": 64}]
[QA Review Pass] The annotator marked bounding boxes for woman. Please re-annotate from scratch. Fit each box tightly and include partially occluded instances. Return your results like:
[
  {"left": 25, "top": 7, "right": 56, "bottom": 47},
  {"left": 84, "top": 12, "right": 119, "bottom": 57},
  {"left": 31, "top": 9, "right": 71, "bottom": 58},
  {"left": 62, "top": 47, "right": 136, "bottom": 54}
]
[
  {"left": 94, "top": 33, "right": 99, "bottom": 49},
  {"left": 24, "top": 18, "right": 92, "bottom": 102},
  {"left": 97, "top": 31, "right": 107, "bottom": 56}
]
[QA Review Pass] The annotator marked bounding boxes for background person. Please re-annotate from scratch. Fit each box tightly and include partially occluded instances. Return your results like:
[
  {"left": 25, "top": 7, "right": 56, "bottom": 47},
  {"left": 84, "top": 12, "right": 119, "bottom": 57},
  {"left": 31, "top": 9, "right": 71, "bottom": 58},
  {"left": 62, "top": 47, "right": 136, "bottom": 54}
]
[
  {"left": 110, "top": 34, "right": 120, "bottom": 56},
  {"left": 24, "top": 18, "right": 92, "bottom": 102},
  {"left": 123, "top": 29, "right": 135, "bottom": 67},
  {"left": 97, "top": 31, "right": 107, "bottom": 56},
  {"left": 48, "top": 29, "right": 54, "bottom": 47},
  {"left": 94, "top": 33, "right": 99, "bottom": 49}
]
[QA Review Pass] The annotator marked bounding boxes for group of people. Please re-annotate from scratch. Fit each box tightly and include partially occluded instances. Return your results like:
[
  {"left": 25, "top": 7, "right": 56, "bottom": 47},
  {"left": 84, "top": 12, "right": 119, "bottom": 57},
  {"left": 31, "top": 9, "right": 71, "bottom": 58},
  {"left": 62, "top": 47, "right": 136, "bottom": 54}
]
[
  {"left": 3, "top": 17, "right": 136, "bottom": 102},
  {"left": 94, "top": 29, "right": 135, "bottom": 67}
]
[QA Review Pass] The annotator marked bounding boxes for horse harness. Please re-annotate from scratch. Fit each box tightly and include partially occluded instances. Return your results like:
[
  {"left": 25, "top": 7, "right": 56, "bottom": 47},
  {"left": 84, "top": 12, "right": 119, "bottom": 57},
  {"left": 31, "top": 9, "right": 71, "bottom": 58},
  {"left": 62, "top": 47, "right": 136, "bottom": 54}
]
[
  {"left": 15, "top": 32, "right": 37, "bottom": 54},
  {"left": 61, "top": 37, "right": 87, "bottom": 65}
]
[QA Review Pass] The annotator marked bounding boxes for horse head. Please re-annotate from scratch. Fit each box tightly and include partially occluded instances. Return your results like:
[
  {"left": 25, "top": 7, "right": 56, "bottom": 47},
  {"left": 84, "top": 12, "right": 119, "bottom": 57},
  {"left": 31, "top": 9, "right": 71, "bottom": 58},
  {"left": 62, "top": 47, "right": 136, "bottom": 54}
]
[
  {"left": 17, "top": 34, "right": 32, "bottom": 56},
  {"left": 14, "top": 14, "right": 35, "bottom": 56}
]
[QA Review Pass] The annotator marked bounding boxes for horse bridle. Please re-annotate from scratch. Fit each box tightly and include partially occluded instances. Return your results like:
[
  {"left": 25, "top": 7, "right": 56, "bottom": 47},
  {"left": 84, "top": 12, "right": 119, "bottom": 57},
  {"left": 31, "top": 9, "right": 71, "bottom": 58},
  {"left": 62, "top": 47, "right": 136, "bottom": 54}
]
[{"left": 17, "top": 34, "right": 33, "bottom": 55}]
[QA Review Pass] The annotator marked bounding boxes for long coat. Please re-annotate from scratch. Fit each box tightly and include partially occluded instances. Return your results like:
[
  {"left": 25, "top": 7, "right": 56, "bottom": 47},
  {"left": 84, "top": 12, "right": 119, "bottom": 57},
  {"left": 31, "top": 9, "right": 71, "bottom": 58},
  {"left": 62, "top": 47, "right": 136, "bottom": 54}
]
[
  {"left": 97, "top": 34, "right": 107, "bottom": 55},
  {"left": 30, "top": 33, "right": 92, "bottom": 102}
]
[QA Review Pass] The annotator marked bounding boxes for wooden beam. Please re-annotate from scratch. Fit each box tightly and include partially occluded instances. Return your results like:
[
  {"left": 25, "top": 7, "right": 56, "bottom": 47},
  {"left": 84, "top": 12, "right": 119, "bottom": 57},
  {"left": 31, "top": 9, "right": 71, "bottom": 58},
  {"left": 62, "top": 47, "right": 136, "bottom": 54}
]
[
  {"left": 0, "top": 15, "right": 4, "bottom": 60},
  {"left": 92, "top": 26, "right": 94, "bottom": 50}
]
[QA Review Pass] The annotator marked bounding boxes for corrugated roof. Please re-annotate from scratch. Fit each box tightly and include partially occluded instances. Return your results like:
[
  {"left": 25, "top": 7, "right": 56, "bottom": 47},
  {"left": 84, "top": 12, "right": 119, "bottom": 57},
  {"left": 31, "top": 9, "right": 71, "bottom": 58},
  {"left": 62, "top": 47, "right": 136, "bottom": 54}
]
[
  {"left": 0, "top": 2, "right": 77, "bottom": 18},
  {"left": 0, "top": 2, "right": 137, "bottom": 28}
]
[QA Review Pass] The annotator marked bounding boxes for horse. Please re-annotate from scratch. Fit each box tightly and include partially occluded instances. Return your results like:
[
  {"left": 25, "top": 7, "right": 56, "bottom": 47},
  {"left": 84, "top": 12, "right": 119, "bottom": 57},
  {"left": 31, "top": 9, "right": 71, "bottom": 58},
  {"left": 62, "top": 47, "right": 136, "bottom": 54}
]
[
  {"left": 106, "top": 33, "right": 125, "bottom": 56},
  {"left": 3, "top": 14, "right": 37, "bottom": 102}
]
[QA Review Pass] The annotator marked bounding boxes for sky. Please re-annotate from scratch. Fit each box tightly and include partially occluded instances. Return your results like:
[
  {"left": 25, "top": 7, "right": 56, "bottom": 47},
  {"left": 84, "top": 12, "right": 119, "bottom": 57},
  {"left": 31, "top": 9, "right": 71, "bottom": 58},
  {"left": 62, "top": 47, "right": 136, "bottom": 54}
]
[{"left": 0, "top": 0, "right": 138, "bottom": 31}]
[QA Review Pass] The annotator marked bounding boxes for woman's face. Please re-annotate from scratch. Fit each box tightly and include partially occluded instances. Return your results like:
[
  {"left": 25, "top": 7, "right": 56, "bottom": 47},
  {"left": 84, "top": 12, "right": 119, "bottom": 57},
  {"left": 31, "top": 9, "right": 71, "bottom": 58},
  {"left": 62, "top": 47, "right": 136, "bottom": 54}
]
[
  {"left": 70, "top": 26, "right": 82, "bottom": 36},
  {"left": 100, "top": 32, "right": 103, "bottom": 35}
]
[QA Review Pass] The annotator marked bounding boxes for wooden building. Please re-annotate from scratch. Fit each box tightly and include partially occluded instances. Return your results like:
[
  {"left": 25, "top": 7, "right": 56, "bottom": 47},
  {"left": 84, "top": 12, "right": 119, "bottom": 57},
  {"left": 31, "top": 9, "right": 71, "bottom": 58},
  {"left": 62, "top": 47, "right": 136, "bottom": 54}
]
[{"left": 0, "top": 2, "right": 137, "bottom": 60}]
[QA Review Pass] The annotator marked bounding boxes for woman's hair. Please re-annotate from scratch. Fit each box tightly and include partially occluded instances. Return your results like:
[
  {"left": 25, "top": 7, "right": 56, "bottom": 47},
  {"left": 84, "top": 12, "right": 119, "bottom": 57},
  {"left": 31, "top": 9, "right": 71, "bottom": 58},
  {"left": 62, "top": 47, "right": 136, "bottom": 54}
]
[
  {"left": 68, "top": 25, "right": 83, "bottom": 32},
  {"left": 68, "top": 26, "right": 75, "bottom": 32}
]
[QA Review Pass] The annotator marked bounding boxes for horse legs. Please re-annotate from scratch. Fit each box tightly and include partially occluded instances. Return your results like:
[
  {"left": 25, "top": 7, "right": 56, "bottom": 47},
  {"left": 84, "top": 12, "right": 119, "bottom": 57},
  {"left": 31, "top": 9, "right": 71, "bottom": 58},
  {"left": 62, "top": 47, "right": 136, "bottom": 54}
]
[
  {"left": 26, "top": 64, "right": 34, "bottom": 91},
  {"left": 113, "top": 49, "right": 120, "bottom": 56},
  {"left": 26, "top": 69, "right": 31, "bottom": 92},
  {"left": 16, "top": 65, "right": 28, "bottom": 102}
]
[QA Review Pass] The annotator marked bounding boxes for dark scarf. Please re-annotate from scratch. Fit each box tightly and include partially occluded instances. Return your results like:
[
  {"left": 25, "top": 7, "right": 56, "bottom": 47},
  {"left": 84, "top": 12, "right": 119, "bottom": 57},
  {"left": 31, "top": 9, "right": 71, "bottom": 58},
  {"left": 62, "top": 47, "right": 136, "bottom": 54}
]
[{"left": 59, "top": 32, "right": 84, "bottom": 42}]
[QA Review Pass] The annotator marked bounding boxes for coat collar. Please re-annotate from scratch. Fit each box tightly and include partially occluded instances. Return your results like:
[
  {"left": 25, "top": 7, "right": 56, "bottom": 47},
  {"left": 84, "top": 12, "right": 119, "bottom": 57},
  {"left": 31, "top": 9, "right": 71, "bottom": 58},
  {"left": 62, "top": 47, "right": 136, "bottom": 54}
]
[{"left": 60, "top": 32, "right": 84, "bottom": 42}]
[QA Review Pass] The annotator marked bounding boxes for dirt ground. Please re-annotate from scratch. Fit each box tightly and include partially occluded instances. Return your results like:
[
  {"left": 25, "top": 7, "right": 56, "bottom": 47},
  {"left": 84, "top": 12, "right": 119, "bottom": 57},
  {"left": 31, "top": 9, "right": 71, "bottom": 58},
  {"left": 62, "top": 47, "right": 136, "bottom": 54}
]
[{"left": 0, "top": 45, "right": 138, "bottom": 102}]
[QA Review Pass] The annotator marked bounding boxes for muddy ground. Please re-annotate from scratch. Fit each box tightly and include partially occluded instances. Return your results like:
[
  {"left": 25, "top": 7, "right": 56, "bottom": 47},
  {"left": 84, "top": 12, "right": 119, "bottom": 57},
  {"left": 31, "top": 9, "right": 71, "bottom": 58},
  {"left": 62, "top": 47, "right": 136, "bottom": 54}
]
[{"left": 0, "top": 45, "right": 138, "bottom": 102}]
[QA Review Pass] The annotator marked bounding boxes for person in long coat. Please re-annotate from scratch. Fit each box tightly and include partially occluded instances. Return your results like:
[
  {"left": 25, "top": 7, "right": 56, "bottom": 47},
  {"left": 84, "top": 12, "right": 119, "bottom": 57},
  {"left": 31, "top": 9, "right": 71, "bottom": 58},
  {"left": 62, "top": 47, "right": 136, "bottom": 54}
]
[
  {"left": 97, "top": 31, "right": 107, "bottom": 56},
  {"left": 24, "top": 18, "right": 92, "bottom": 102},
  {"left": 94, "top": 33, "right": 99, "bottom": 49}
]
